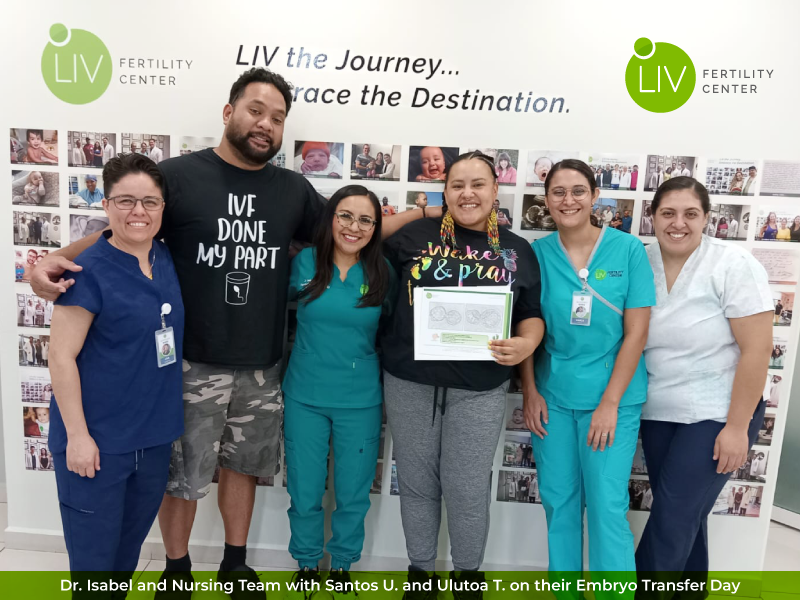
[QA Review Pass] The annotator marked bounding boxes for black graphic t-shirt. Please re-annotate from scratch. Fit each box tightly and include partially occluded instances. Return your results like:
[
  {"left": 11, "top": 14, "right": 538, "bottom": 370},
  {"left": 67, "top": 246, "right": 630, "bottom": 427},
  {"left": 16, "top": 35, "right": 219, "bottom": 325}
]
[
  {"left": 382, "top": 217, "right": 543, "bottom": 391},
  {"left": 159, "top": 149, "right": 324, "bottom": 367}
]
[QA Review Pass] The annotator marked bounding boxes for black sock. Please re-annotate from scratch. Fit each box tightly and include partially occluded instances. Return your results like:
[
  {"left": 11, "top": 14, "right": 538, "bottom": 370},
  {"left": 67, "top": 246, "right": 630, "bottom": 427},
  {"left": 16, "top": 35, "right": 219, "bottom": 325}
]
[
  {"left": 221, "top": 543, "right": 247, "bottom": 570},
  {"left": 165, "top": 553, "right": 192, "bottom": 572}
]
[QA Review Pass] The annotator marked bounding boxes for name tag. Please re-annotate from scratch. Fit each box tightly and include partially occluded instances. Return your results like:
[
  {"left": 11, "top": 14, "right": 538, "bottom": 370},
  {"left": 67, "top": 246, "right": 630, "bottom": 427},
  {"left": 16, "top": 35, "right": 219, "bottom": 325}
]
[
  {"left": 571, "top": 291, "right": 592, "bottom": 326},
  {"left": 155, "top": 328, "right": 177, "bottom": 367}
]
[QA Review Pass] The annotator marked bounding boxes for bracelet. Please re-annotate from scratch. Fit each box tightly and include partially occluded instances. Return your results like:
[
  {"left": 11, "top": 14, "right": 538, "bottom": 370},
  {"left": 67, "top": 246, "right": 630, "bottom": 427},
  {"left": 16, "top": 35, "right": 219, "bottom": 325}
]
[{"left": 422, "top": 207, "right": 427, "bottom": 218}]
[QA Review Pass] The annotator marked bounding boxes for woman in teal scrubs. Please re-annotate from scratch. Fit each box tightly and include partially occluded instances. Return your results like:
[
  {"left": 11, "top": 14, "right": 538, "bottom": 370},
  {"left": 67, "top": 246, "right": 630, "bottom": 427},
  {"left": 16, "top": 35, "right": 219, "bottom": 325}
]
[
  {"left": 520, "top": 159, "right": 655, "bottom": 579},
  {"left": 282, "top": 184, "right": 392, "bottom": 587}
]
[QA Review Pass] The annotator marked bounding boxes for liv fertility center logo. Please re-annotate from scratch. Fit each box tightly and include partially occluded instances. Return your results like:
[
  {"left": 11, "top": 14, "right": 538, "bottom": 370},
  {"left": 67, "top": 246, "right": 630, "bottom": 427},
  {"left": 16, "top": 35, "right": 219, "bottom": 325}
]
[
  {"left": 625, "top": 38, "right": 696, "bottom": 113},
  {"left": 41, "top": 24, "right": 112, "bottom": 104}
]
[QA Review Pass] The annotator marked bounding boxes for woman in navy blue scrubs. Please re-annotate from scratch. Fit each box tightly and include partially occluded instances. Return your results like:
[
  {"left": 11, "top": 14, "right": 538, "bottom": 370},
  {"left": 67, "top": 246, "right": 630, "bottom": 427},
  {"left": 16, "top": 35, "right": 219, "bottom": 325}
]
[{"left": 48, "top": 153, "right": 184, "bottom": 578}]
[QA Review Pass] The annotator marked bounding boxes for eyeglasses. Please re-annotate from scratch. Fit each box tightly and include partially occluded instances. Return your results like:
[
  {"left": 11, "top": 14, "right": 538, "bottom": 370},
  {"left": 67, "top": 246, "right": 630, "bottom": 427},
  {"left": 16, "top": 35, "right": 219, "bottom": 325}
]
[
  {"left": 107, "top": 195, "right": 165, "bottom": 211},
  {"left": 335, "top": 211, "right": 377, "bottom": 231},
  {"left": 548, "top": 186, "right": 590, "bottom": 201}
]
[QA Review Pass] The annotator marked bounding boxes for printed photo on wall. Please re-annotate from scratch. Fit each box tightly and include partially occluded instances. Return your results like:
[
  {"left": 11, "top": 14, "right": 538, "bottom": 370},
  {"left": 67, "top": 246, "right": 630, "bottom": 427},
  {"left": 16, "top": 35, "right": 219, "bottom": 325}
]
[
  {"left": 269, "top": 150, "right": 287, "bottom": 170},
  {"left": 68, "top": 173, "right": 105, "bottom": 209},
  {"left": 587, "top": 154, "right": 641, "bottom": 191},
  {"left": 711, "top": 482, "right": 762, "bottom": 517},
  {"left": 12, "top": 170, "right": 59, "bottom": 207},
  {"left": 521, "top": 195, "right": 555, "bottom": 231},
  {"left": 351, "top": 143, "right": 401, "bottom": 180},
  {"left": 406, "top": 191, "right": 443, "bottom": 210},
  {"left": 765, "top": 374, "right": 782, "bottom": 408},
  {"left": 67, "top": 132, "right": 117, "bottom": 168},
  {"left": 758, "top": 416, "right": 776, "bottom": 446},
  {"left": 526, "top": 151, "right": 578, "bottom": 187},
  {"left": 464, "top": 148, "right": 519, "bottom": 185},
  {"left": 772, "top": 291, "right": 793, "bottom": 326},
  {"left": 390, "top": 464, "right": 399, "bottom": 496},
  {"left": 704, "top": 204, "right": 750, "bottom": 240},
  {"left": 631, "top": 439, "right": 648, "bottom": 475},
  {"left": 755, "top": 207, "right": 800, "bottom": 242},
  {"left": 20, "top": 367, "right": 52, "bottom": 403},
  {"left": 495, "top": 194, "right": 515, "bottom": 229},
  {"left": 294, "top": 141, "right": 344, "bottom": 179},
  {"left": 15, "top": 247, "right": 50, "bottom": 282},
  {"left": 10, "top": 128, "right": 58, "bottom": 165},
  {"left": 502, "top": 432, "right": 535, "bottom": 469},
  {"left": 770, "top": 336, "right": 788, "bottom": 369},
  {"left": 23, "top": 406, "right": 50, "bottom": 438},
  {"left": 643, "top": 155, "right": 697, "bottom": 191},
  {"left": 17, "top": 293, "right": 54, "bottom": 328},
  {"left": 371, "top": 463, "right": 384, "bottom": 495},
  {"left": 628, "top": 478, "right": 653, "bottom": 512},
  {"left": 178, "top": 136, "right": 219, "bottom": 156},
  {"left": 760, "top": 160, "right": 800, "bottom": 197},
  {"left": 18, "top": 334, "right": 50, "bottom": 368},
  {"left": 408, "top": 145, "right": 459, "bottom": 183},
  {"left": 731, "top": 449, "right": 769, "bottom": 483},
  {"left": 377, "top": 192, "right": 400, "bottom": 217},
  {"left": 505, "top": 399, "right": 529, "bottom": 432},
  {"left": 70, "top": 214, "right": 109, "bottom": 244},
  {"left": 753, "top": 248, "right": 799, "bottom": 285},
  {"left": 13, "top": 212, "right": 61, "bottom": 248},
  {"left": 122, "top": 134, "right": 170, "bottom": 164},
  {"left": 24, "top": 438, "right": 53, "bottom": 472},
  {"left": 496, "top": 470, "right": 540, "bottom": 504},
  {"left": 704, "top": 159, "right": 759, "bottom": 196},
  {"left": 378, "top": 426, "right": 386, "bottom": 461},
  {"left": 593, "top": 198, "right": 635, "bottom": 232}
]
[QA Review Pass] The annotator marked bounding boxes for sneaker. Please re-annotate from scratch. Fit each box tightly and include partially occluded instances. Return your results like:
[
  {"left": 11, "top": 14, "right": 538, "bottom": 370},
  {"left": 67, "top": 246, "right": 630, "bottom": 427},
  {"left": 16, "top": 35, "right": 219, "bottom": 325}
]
[
  {"left": 402, "top": 569, "right": 439, "bottom": 600},
  {"left": 286, "top": 567, "right": 323, "bottom": 600},
  {"left": 153, "top": 571, "right": 195, "bottom": 600},
  {"left": 217, "top": 565, "right": 266, "bottom": 600},
  {"left": 450, "top": 571, "right": 486, "bottom": 600},
  {"left": 327, "top": 569, "right": 357, "bottom": 599}
]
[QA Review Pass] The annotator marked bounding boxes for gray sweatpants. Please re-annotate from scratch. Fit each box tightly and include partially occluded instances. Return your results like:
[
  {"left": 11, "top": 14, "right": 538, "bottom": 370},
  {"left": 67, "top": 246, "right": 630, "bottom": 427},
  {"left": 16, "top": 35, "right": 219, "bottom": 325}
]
[{"left": 383, "top": 370, "right": 507, "bottom": 571}]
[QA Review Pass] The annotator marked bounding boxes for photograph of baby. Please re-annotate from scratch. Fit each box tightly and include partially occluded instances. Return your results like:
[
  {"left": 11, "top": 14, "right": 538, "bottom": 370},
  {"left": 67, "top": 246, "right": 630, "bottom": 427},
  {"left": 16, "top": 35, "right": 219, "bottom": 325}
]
[
  {"left": 755, "top": 207, "right": 800, "bottom": 242},
  {"left": 772, "top": 291, "right": 793, "bottom": 326},
  {"left": 505, "top": 401, "right": 529, "bottom": 432},
  {"left": 23, "top": 406, "right": 50, "bottom": 438},
  {"left": 17, "top": 293, "right": 54, "bottom": 328},
  {"left": 496, "top": 470, "right": 540, "bottom": 504},
  {"left": 70, "top": 214, "right": 110, "bottom": 244},
  {"left": 20, "top": 367, "right": 52, "bottom": 403},
  {"left": 521, "top": 195, "right": 555, "bottom": 231},
  {"left": 12, "top": 170, "right": 59, "bottom": 207},
  {"left": 351, "top": 143, "right": 401, "bottom": 180},
  {"left": 13, "top": 212, "right": 61, "bottom": 248},
  {"left": 10, "top": 128, "right": 58, "bottom": 165},
  {"left": 731, "top": 449, "right": 769, "bottom": 483},
  {"left": 643, "top": 155, "right": 697, "bottom": 191},
  {"left": 68, "top": 173, "right": 105, "bottom": 209},
  {"left": 294, "top": 141, "right": 344, "bottom": 178},
  {"left": 587, "top": 154, "right": 641, "bottom": 191},
  {"left": 178, "top": 136, "right": 219, "bottom": 156},
  {"left": 706, "top": 204, "right": 750, "bottom": 240},
  {"left": 121, "top": 133, "right": 170, "bottom": 163},
  {"left": 502, "top": 432, "right": 535, "bottom": 469},
  {"left": 770, "top": 337, "right": 788, "bottom": 369},
  {"left": 24, "top": 439, "right": 53, "bottom": 472},
  {"left": 406, "top": 191, "right": 443, "bottom": 210},
  {"left": 378, "top": 193, "right": 401, "bottom": 217},
  {"left": 628, "top": 478, "right": 653, "bottom": 512},
  {"left": 593, "top": 198, "right": 635, "bottom": 232},
  {"left": 758, "top": 416, "right": 776, "bottom": 446},
  {"left": 495, "top": 194, "right": 514, "bottom": 229},
  {"left": 19, "top": 334, "right": 50, "bottom": 368},
  {"left": 765, "top": 374, "right": 782, "bottom": 408},
  {"left": 711, "top": 482, "right": 762, "bottom": 517},
  {"left": 408, "top": 145, "right": 459, "bottom": 183},
  {"left": 15, "top": 247, "right": 50, "bottom": 282},
  {"left": 526, "top": 151, "right": 578, "bottom": 187},
  {"left": 67, "top": 132, "right": 118, "bottom": 168},
  {"left": 705, "top": 160, "right": 759, "bottom": 196},
  {"left": 464, "top": 148, "right": 519, "bottom": 185}
]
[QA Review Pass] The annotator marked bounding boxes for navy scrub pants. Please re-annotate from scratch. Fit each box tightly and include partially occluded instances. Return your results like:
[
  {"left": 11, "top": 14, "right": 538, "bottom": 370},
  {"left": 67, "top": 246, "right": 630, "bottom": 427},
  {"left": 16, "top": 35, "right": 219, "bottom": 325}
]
[
  {"left": 635, "top": 400, "right": 766, "bottom": 598},
  {"left": 54, "top": 443, "right": 172, "bottom": 573}
]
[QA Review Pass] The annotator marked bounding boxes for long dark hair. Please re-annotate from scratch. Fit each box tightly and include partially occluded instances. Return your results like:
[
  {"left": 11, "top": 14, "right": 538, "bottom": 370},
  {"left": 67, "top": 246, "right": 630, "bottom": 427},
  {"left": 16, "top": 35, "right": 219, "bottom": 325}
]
[{"left": 300, "top": 185, "right": 388, "bottom": 307}]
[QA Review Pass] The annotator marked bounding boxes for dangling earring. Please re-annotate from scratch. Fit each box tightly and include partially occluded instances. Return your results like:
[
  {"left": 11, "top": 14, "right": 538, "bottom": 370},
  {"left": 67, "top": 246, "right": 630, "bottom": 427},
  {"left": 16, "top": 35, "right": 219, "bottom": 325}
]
[
  {"left": 487, "top": 209, "right": 501, "bottom": 255},
  {"left": 441, "top": 210, "right": 456, "bottom": 248}
]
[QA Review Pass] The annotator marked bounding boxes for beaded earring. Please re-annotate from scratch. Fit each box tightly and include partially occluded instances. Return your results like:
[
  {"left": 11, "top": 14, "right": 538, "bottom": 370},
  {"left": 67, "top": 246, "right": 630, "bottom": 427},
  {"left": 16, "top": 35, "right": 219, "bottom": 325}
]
[
  {"left": 440, "top": 210, "right": 456, "bottom": 248},
  {"left": 487, "top": 209, "right": 501, "bottom": 255}
]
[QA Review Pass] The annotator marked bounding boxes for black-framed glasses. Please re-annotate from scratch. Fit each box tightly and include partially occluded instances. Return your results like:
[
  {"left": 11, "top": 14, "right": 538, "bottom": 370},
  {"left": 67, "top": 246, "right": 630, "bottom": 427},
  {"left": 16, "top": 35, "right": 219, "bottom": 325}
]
[
  {"left": 107, "top": 195, "right": 165, "bottom": 211},
  {"left": 335, "top": 211, "right": 377, "bottom": 231}
]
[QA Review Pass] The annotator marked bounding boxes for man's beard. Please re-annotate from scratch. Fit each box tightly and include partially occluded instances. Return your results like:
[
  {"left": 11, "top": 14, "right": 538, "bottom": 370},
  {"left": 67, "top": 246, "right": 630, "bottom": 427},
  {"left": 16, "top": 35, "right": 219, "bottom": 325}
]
[{"left": 225, "top": 125, "right": 280, "bottom": 166}]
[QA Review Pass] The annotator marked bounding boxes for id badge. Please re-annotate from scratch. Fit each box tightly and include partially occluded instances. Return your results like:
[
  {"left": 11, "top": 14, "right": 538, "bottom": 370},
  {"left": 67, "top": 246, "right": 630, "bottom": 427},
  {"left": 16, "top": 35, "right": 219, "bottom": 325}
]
[
  {"left": 155, "top": 327, "right": 177, "bottom": 367},
  {"left": 570, "top": 291, "right": 592, "bottom": 326}
]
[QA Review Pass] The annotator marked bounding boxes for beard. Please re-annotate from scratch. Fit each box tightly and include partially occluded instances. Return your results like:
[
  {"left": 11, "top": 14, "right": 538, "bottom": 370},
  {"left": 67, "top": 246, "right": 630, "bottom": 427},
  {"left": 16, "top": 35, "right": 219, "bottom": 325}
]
[{"left": 225, "top": 122, "right": 280, "bottom": 166}]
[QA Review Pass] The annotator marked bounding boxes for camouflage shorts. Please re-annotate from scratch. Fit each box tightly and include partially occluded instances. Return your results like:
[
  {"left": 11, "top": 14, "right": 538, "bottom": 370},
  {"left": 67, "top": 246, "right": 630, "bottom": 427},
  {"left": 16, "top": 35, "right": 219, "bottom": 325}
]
[{"left": 166, "top": 359, "right": 283, "bottom": 500}]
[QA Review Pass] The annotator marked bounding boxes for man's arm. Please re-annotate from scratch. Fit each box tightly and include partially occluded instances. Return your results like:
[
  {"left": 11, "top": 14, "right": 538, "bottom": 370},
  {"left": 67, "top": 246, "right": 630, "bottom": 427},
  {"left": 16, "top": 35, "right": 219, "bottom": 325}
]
[
  {"left": 382, "top": 206, "right": 442, "bottom": 238},
  {"left": 30, "top": 232, "right": 104, "bottom": 299}
]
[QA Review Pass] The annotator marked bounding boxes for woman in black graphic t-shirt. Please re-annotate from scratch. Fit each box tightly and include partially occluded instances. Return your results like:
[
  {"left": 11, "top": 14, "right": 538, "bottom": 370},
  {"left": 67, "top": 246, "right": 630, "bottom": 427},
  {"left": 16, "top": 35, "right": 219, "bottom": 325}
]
[{"left": 381, "top": 152, "right": 544, "bottom": 590}]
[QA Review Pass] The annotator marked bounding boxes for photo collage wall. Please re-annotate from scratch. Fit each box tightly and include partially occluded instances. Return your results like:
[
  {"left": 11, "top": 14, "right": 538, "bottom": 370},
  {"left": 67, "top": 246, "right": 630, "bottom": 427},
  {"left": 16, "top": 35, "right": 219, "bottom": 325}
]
[{"left": 8, "top": 127, "right": 797, "bottom": 509}]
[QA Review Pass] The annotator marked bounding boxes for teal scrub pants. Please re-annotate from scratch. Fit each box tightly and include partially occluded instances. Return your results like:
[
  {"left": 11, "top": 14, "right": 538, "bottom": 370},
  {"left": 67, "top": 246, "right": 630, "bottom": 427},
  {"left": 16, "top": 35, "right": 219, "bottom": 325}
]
[
  {"left": 284, "top": 396, "right": 382, "bottom": 570},
  {"left": 531, "top": 402, "right": 641, "bottom": 574}
]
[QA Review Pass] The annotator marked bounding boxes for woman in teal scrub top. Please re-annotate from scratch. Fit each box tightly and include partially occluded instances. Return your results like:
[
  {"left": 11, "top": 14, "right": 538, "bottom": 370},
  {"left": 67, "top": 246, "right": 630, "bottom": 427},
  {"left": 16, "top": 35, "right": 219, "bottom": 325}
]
[
  {"left": 520, "top": 159, "right": 655, "bottom": 578},
  {"left": 282, "top": 184, "right": 392, "bottom": 588}
]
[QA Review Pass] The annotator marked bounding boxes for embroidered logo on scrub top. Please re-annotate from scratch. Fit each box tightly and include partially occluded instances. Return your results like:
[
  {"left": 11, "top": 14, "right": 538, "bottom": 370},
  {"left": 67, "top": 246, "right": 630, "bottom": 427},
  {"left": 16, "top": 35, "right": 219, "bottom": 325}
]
[
  {"left": 607, "top": 270, "right": 624, "bottom": 278},
  {"left": 360, "top": 284, "right": 369, "bottom": 296},
  {"left": 595, "top": 269, "right": 607, "bottom": 280}
]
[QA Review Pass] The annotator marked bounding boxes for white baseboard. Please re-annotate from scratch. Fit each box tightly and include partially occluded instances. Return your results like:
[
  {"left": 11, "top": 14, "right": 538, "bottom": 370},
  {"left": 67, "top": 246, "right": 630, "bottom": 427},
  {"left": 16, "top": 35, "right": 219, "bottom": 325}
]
[{"left": 772, "top": 507, "right": 800, "bottom": 530}]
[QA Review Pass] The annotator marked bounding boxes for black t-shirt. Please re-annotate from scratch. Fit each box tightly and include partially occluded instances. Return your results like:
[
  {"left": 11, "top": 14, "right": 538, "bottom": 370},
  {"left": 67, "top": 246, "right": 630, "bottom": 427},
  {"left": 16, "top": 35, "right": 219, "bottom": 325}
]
[
  {"left": 159, "top": 149, "right": 324, "bottom": 367},
  {"left": 382, "top": 217, "right": 542, "bottom": 391}
]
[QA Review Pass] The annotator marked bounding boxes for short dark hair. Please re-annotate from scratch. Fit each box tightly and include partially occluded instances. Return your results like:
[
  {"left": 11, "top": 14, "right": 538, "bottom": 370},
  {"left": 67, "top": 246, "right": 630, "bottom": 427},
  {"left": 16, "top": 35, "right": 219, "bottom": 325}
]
[
  {"left": 651, "top": 176, "right": 710, "bottom": 214},
  {"left": 229, "top": 68, "right": 294, "bottom": 115},
  {"left": 27, "top": 129, "right": 43, "bottom": 141},
  {"left": 102, "top": 153, "right": 164, "bottom": 198},
  {"left": 543, "top": 158, "right": 597, "bottom": 195},
  {"left": 748, "top": 165, "right": 757, "bottom": 171}
]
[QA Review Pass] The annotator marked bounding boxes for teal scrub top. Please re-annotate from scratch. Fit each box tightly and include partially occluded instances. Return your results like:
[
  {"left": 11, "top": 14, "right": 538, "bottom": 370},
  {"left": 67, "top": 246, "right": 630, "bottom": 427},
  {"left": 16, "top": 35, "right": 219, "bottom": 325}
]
[
  {"left": 532, "top": 227, "right": 655, "bottom": 410},
  {"left": 282, "top": 247, "right": 391, "bottom": 408}
]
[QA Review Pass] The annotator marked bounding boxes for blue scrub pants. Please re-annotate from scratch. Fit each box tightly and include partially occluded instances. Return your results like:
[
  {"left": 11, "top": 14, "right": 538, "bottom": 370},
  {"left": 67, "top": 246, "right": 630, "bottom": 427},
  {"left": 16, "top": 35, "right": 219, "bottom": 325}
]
[
  {"left": 532, "top": 403, "right": 641, "bottom": 574},
  {"left": 635, "top": 400, "right": 766, "bottom": 597},
  {"left": 53, "top": 443, "right": 172, "bottom": 572},
  {"left": 284, "top": 396, "right": 382, "bottom": 570}
]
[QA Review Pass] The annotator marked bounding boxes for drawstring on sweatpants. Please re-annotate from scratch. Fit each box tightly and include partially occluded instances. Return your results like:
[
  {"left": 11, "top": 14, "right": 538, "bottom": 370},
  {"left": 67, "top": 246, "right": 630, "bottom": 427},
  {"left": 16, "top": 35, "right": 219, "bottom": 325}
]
[
  {"left": 431, "top": 386, "right": 449, "bottom": 426},
  {"left": 134, "top": 448, "right": 145, "bottom": 471}
]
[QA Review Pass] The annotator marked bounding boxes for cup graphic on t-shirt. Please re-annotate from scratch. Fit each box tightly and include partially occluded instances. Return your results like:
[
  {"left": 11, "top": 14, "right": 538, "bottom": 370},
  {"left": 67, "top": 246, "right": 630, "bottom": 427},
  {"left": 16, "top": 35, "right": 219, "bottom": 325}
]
[{"left": 226, "top": 272, "right": 250, "bottom": 305}]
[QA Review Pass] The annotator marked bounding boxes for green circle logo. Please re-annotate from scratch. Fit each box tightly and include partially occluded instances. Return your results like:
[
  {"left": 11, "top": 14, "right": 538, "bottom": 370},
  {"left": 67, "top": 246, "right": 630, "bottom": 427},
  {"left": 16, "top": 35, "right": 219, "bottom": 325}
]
[
  {"left": 595, "top": 269, "right": 607, "bottom": 281},
  {"left": 625, "top": 38, "right": 695, "bottom": 113},
  {"left": 41, "top": 24, "right": 112, "bottom": 104}
]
